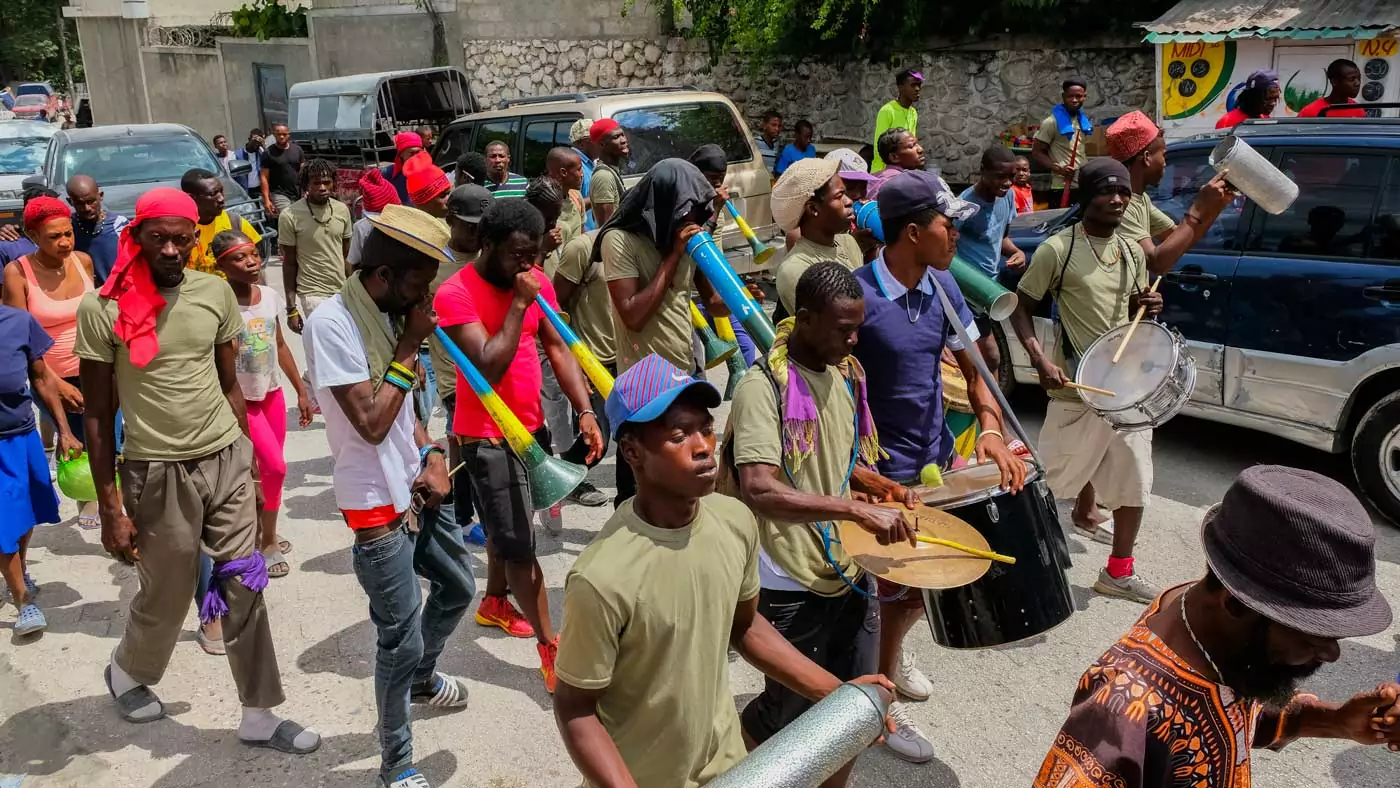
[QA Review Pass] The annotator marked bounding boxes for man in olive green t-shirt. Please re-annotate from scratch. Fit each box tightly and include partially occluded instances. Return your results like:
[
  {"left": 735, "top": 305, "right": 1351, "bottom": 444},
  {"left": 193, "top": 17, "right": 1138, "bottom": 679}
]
[
  {"left": 727, "top": 262, "right": 921, "bottom": 775},
  {"left": 279, "top": 159, "right": 353, "bottom": 333},
  {"left": 555, "top": 353, "right": 893, "bottom": 788},
  {"left": 588, "top": 119, "right": 630, "bottom": 226},
  {"left": 771, "top": 158, "right": 870, "bottom": 317},
  {"left": 75, "top": 188, "right": 317, "bottom": 753},
  {"left": 1032, "top": 78, "right": 1091, "bottom": 192}
]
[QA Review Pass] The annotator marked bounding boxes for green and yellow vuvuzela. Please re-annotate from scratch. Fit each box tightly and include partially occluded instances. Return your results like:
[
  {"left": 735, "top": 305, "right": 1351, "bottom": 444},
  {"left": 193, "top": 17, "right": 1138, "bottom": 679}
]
[
  {"left": 689, "top": 300, "right": 739, "bottom": 369},
  {"left": 716, "top": 315, "right": 748, "bottom": 402},
  {"left": 434, "top": 327, "right": 586, "bottom": 510},
  {"left": 535, "top": 294, "right": 614, "bottom": 399}
]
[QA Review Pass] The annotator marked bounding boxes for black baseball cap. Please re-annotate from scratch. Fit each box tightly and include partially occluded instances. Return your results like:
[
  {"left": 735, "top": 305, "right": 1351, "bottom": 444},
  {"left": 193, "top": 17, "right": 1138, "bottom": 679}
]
[
  {"left": 447, "top": 184, "right": 493, "bottom": 224},
  {"left": 876, "top": 169, "right": 979, "bottom": 227}
]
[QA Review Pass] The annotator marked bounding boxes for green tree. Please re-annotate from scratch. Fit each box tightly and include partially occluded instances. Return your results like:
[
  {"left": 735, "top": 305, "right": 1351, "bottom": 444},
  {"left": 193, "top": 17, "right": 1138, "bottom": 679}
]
[{"left": 0, "top": 0, "right": 81, "bottom": 87}]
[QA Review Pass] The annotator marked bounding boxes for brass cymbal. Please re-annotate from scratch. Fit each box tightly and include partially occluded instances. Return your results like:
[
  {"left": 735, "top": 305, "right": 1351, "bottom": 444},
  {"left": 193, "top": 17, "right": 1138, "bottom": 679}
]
[{"left": 837, "top": 503, "right": 992, "bottom": 590}]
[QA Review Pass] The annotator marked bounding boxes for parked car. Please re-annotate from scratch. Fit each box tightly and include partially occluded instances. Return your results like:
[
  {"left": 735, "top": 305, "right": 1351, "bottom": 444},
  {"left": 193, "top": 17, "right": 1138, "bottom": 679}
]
[
  {"left": 26, "top": 123, "right": 269, "bottom": 237},
  {"left": 16, "top": 82, "right": 55, "bottom": 98},
  {"left": 434, "top": 86, "right": 780, "bottom": 276},
  {"left": 11, "top": 94, "right": 52, "bottom": 121},
  {"left": 999, "top": 117, "right": 1400, "bottom": 523},
  {"left": 0, "top": 120, "right": 59, "bottom": 225}
]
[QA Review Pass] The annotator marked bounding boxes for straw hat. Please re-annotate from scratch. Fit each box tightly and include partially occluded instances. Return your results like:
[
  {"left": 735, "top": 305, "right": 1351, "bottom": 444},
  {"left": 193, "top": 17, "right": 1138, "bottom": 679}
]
[
  {"left": 771, "top": 157, "right": 840, "bottom": 231},
  {"left": 368, "top": 204, "right": 452, "bottom": 264}
]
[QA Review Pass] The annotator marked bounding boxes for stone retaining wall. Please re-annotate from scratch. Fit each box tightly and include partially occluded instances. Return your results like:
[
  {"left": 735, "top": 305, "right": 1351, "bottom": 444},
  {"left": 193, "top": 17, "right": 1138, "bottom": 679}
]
[{"left": 462, "top": 37, "right": 1155, "bottom": 179}]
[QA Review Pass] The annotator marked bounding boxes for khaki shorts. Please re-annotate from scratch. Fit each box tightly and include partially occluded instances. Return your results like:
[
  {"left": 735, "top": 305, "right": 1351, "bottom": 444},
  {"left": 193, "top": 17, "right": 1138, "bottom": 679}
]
[{"left": 1040, "top": 399, "right": 1153, "bottom": 510}]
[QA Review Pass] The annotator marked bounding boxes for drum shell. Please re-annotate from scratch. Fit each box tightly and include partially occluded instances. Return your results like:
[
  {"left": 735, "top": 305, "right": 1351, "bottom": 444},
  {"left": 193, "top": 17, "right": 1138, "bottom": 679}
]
[
  {"left": 922, "top": 471, "right": 1074, "bottom": 649},
  {"left": 1075, "top": 322, "right": 1197, "bottom": 432},
  {"left": 1209, "top": 135, "right": 1298, "bottom": 215}
]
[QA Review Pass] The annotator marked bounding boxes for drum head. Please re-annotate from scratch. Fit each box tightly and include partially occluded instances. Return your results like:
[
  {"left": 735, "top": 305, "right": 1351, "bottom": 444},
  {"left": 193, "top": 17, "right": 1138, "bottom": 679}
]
[
  {"left": 914, "top": 460, "right": 1038, "bottom": 509},
  {"left": 837, "top": 503, "right": 991, "bottom": 590},
  {"left": 1076, "top": 322, "right": 1178, "bottom": 411}
]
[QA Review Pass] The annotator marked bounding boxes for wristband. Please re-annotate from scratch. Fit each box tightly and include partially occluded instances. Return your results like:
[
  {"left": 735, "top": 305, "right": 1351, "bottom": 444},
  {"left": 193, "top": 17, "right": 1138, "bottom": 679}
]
[
  {"left": 976, "top": 429, "right": 1005, "bottom": 444},
  {"left": 383, "top": 370, "right": 414, "bottom": 392},
  {"left": 419, "top": 444, "right": 446, "bottom": 462},
  {"left": 579, "top": 409, "right": 597, "bottom": 419},
  {"left": 286, "top": 307, "right": 300, "bottom": 318}
]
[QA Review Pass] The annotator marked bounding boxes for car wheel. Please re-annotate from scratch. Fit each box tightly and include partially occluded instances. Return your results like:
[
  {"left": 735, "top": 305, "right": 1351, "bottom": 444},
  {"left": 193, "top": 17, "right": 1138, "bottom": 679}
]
[
  {"left": 1351, "top": 390, "right": 1400, "bottom": 526},
  {"left": 992, "top": 322, "right": 1016, "bottom": 397}
]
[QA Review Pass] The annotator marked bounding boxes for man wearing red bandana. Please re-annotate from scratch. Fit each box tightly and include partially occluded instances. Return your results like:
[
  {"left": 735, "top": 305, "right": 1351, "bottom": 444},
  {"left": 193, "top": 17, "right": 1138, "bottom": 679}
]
[{"left": 75, "top": 187, "right": 320, "bottom": 754}]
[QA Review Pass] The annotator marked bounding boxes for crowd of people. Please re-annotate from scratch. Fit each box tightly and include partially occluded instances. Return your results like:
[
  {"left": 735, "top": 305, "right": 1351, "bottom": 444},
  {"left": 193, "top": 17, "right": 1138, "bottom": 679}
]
[{"left": 1, "top": 66, "right": 1398, "bottom": 788}]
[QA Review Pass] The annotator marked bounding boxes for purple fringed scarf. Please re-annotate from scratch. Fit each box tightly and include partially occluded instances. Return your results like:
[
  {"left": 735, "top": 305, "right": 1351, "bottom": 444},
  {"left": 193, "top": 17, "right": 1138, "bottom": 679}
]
[{"left": 199, "top": 552, "right": 269, "bottom": 623}]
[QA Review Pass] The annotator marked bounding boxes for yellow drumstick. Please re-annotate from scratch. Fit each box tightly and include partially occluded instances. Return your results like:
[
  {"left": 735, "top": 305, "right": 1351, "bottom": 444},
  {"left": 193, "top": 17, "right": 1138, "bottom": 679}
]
[
  {"left": 1063, "top": 381, "right": 1117, "bottom": 397},
  {"left": 1111, "top": 276, "right": 1161, "bottom": 364},
  {"left": 914, "top": 534, "right": 1017, "bottom": 565}
]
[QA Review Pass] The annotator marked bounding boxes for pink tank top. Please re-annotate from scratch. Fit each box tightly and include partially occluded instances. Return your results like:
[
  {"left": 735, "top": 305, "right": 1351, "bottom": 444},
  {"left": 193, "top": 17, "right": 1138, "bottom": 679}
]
[{"left": 18, "top": 254, "right": 94, "bottom": 379}]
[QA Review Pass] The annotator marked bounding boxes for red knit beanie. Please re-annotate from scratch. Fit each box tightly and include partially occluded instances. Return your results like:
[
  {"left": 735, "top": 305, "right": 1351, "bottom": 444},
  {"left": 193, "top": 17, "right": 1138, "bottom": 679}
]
[
  {"left": 402, "top": 151, "right": 450, "bottom": 206},
  {"left": 359, "top": 168, "right": 402, "bottom": 214}
]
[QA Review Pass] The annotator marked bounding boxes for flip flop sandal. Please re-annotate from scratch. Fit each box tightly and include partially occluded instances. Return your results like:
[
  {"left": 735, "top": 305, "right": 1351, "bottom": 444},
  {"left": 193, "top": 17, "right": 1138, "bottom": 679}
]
[
  {"left": 104, "top": 665, "right": 166, "bottom": 723},
  {"left": 239, "top": 720, "right": 321, "bottom": 755},
  {"left": 78, "top": 512, "right": 101, "bottom": 530},
  {"left": 278, "top": 539, "right": 293, "bottom": 555},
  {"left": 263, "top": 549, "right": 290, "bottom": 579}
]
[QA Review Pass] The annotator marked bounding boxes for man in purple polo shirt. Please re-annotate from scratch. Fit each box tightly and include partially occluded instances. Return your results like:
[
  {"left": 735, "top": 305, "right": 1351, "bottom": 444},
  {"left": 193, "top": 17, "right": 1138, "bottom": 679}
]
[{"left": 851, "top": 169, "right": 1026, "bottom": 761}]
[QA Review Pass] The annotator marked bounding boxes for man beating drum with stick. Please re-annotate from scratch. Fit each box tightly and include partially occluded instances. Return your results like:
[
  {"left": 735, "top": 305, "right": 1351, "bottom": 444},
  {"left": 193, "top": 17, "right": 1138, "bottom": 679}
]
[{"left": 1009, "top": 156, "right": 1234, "bottom": 605}]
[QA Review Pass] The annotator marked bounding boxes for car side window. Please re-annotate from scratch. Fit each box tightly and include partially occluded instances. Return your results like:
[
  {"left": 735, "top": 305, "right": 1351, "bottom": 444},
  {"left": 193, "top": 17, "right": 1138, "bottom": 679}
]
[
  {"left": 1247, "top": 151, "right": 1384, "bottom": 260},
  {"left": 476, "top": 118, "right": 520, "bottom": 156},
  {"left": 1148, "top": 150, "right": 1243, "bottom": 251},
  {"left": 435, "top": 123, "right": 474, "bottom": 167},
  {"left": 521, "top": 118, "right": 576, "bottom": 178},
  {"left": 1369, "top": 157, "right": 1400, "bottom": 262}
]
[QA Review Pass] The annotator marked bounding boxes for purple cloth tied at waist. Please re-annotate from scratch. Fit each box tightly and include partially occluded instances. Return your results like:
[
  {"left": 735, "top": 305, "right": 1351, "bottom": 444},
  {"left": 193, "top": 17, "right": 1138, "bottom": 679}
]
[{"left": 199, "top": 552, "right": 269, "bottom": 623}]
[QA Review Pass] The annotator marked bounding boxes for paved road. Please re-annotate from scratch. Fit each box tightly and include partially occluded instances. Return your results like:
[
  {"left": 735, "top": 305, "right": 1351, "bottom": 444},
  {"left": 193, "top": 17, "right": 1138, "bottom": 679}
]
[{"left": 2, "top": 271, "right": 1397, "bottom": 788}]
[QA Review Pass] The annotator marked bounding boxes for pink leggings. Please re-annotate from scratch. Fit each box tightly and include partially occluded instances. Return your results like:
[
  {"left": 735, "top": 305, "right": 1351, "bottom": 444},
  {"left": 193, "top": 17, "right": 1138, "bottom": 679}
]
[{"left": 247, "top": 388, "right": 288, "bottom": 511}]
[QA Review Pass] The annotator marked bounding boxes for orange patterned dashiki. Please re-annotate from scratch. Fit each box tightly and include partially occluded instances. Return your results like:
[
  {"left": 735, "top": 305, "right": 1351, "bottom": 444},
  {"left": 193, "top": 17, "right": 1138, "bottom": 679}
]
[{"left": 1035, "top": 588, "right": 1288, "bottom": 788}]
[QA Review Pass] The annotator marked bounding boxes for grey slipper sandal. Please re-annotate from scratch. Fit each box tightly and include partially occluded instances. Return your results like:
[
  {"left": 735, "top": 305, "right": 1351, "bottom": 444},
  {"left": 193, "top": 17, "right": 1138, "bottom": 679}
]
[
  {"left": 104, "top": 665, "right": 166, "bottom": 723},
  {"left": 240, "top": 719, "right": 321, "bottom": 754},
  {"left": 263, "top": 549, "right": 290, "bottom": 578}
]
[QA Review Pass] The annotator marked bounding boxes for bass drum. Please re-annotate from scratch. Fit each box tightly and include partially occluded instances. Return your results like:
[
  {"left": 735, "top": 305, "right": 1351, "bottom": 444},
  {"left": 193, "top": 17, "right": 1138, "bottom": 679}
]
[{"left": 919, "top": 462, "right": 1074, "bottom": 649}]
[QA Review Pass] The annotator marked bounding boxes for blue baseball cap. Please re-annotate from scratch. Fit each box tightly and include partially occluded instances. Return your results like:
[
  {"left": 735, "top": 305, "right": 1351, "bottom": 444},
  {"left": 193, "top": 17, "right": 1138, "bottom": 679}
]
[
  {"left": 605, "top": 354, "right": 721, "bottom": 438},
  {"left": 876, "top": 169, "right": 979, "bottom": 228}
]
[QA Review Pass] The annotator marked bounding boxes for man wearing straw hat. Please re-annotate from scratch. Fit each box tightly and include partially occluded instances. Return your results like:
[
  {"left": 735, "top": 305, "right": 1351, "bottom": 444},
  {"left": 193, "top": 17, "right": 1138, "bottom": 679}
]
[
  {"left": 435, "top": 199, "right": 603, "bottom": 692},
  {"left": 303, "top": 203, "right": 473, "bottom": 788},
  {"left": 770, "top": 157, "right": 873, "bottom": 320},
  {"left": 1037, "top": 465, "right": 1400, "bottom": 788},
  {"left": 1009, "top": 158, "right": 1162, "bottom": 604}
]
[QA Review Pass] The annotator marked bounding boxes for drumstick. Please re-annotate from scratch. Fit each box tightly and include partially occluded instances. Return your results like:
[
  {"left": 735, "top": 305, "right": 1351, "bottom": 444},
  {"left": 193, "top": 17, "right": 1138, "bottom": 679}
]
[
  {"left": 915, "top": 534, "right": 1017, "bottom": 565},
  {"left": 1111, "top": 276, "right": 1162, "bottom": 364},
  {"left": 1063, "top": 381, "right": 1117, "bottom": 397}
]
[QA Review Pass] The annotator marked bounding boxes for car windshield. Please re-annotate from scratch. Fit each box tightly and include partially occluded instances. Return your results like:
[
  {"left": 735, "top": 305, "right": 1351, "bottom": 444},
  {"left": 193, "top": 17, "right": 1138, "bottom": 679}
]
[
  {"left": 0, "top": 137, "right": 49, "bottom": 175},
  {"left": 58, "top": 136, "right": 218, "bottom": 185},
  {"left": 610, "top": 102, "right": 753, "bottom": 172},
  {"left": 15, "top": 96, "right": 46, "bottom": 108}
]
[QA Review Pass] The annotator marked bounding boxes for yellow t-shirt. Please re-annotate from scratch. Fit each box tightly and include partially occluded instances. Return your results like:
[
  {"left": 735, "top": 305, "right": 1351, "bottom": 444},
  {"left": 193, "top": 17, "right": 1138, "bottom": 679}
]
[
  {"left": 556, "top": 494, "right": 759, "bottom": 788},
  {"left": 775, "top": 234, "right": 865, "bottom": 315},
  {"left": 556, "top": 231, "right": 616, "bottom": 366},
  {"left": 1035, "top": 114, "right": 1090, "bottom": 190},
  {"left": 1017, "top": 226, "right": 1148, "bottom": 401},
  {"left": 727, "top": 361, "right": 857, "bottom": 595},
  {"left": 602, "top": 229, "right": 695, "bottom": 373},
  {"left": 74, "top": 271, "right": 245, "bottom": 460},
  {"left": 188, "top": 212, "right": 263, "bottom": 276},
  {"left": 1119, "top": 192, "right": 1176, "bottom": 244}
]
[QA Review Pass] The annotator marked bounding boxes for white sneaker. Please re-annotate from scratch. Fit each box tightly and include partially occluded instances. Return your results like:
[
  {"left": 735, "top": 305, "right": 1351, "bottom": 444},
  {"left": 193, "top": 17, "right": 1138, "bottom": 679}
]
[
  {"left": 885, "top": 701, "right": 935, "bottom": 763},
  {"left": 893, "top": 648, "right": 932, "bottom": 701},
  {"left": 381, "top": 769, "right": 431, "bottom": 788}
]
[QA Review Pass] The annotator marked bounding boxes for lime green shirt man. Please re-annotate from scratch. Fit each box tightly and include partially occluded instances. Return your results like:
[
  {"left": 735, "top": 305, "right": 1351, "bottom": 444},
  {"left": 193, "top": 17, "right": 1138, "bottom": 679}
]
[{"left": 872, "top": 101, "right": 918, "bottom": 173}]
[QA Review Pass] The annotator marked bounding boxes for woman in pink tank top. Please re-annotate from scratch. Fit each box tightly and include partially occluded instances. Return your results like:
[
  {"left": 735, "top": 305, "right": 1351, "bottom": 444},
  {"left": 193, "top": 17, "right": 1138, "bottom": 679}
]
[{"left": 3, "top": 197, "right": 98, "bottom": 525}]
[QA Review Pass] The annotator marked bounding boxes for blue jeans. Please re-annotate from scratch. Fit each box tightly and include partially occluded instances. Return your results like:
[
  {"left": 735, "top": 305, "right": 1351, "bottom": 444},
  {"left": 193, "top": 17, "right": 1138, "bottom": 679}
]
[
  {"left": 352, "top": 508, "right": 476, "bottom": 778},
  {"left": 414, "top": 350, "right": 438, "bottom": 426}
]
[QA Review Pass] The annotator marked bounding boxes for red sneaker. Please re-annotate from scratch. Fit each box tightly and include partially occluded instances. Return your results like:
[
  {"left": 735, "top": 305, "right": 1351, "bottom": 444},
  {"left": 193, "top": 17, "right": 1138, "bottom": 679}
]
[
  {"left": 474, "top": 594, "right": 535, "bottom": 638},
  {"left": 538, "top": 638, "right": 559, "bottom": 694}
]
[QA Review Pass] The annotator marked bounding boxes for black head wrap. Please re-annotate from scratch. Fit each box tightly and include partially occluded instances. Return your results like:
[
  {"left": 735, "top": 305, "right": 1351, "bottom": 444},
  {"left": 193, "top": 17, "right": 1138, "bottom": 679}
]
[{"left": 590, "top": 158, "right": 716, "bottom": 262}]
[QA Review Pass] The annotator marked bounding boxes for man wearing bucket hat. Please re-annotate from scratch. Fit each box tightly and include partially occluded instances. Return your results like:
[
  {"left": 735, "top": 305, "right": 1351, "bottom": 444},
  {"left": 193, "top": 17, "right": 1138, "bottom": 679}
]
[
  {"left": 771, "top": 157, "right": 871, "bottom": 319},
  {"left": 554, "top": 353, "right": 895, "bottom": 788},
  {"left": 1037, "top": 465, "right": 1400, "bottom": 788},
  {"left": 304, "top": 203, "right": 474, "bottom": 788},
  {"left": 1107, "top": 110, "right": 1236, "bottom": 274},
  {"left": 1009, "top": 158, "right": 1163, "bottom": 604}
]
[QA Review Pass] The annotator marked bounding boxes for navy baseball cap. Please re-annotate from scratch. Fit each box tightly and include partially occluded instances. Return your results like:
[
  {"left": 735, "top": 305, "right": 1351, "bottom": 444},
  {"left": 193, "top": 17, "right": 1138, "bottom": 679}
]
[
  {"left": 876, "top": 170, "right": 979, "bottom": 227},
  {"left": 605, "top": 354, "right": 721, "bottom": 438}
]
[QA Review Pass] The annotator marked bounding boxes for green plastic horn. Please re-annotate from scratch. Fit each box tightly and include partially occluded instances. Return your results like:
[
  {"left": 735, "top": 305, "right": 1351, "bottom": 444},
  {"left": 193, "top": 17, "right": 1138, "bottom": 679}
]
[
  {"left": 434, "top": 327, "right": 586, "bottom": 510},
  {"left": 716, "top": 316, "right": 748, "bottom": 401},
  {"left": 949, "top": 255, "right": 1018, "bottom": 321},
  {"left": 690, "top": 301, "right": 739, "bottom": 369}
]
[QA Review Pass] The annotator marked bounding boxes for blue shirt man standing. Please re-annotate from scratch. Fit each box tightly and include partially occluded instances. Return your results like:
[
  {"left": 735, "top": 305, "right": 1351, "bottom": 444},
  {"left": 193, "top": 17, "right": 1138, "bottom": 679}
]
[{"left": 65, "top": 175, "right": 128, "bottom": 285}]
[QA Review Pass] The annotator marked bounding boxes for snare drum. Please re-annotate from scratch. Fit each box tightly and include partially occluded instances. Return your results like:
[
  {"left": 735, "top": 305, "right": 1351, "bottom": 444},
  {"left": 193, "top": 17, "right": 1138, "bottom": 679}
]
[
  {"left": 918, "top": 462, "right": 1074, "bottom": 649},
  {"left": 1075, "top": 321, "right": 1196, "bottom": 432}
]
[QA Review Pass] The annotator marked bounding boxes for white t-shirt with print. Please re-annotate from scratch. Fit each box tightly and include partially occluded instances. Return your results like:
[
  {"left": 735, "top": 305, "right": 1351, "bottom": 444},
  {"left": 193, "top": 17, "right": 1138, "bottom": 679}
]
[
  {"left": 235, "top": 285, "right": 283, "bottom": 402},
  {"left": 303, "top": 295, "right": 418, "bottom": 513}
]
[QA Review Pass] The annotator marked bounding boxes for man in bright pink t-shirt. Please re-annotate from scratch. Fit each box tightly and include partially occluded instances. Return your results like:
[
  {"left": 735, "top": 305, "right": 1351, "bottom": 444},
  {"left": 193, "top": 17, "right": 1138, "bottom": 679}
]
[{"left": 434, "top": 199, "right": 603, "bottom": 693}]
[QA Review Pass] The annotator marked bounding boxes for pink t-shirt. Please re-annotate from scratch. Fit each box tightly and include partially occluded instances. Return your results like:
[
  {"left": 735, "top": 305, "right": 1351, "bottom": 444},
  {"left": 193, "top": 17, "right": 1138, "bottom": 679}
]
[{"left": 434, "top": 264, "right": 559, "bottom": 439}]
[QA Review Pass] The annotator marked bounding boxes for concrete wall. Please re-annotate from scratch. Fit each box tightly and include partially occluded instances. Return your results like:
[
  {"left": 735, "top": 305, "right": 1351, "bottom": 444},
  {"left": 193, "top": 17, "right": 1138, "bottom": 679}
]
[
  {"left": 73, "top": 16, "right": 149, "bottom": 126},
  {"left": 460, "top": 0, "right": 664, "bottom": 40},
  {"left": 308, "top": 2, "right": 465, "bottom": 77},
  {"left": 462, "top": 37, "right": 1156, "bottom": 180},
  {"left": 218, "top": 37, "right": 315, "bottom": 136},
  {"left": 140, "top": 46, "right": 229, "bottom": 139}
]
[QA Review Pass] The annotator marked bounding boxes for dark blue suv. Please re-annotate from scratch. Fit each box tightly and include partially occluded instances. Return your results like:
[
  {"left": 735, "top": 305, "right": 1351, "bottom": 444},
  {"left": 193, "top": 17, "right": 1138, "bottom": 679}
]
[{"left": 1001, "top": 118, "right": 1400, "bottom": 524}]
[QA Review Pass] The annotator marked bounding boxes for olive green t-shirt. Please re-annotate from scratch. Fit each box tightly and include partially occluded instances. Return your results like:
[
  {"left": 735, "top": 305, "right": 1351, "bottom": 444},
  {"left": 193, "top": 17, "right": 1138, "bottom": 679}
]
[
  {"left": 557, "top": 494, "right": 759, "bottom": 788},
  {"left": 429, "top": 255, "right": 471, "bottom": 402},
  {"left": 590, "top": 164, "right": 625, "bottom": 215},
  {"left": 1034, "top": 116, "right": 1089, "bottom": 190},
  {"left": 74, "top": 271, "right": 245, "bottom": 460},
  {"left": 559, "top": 190, "right": 585, "bottom": 247},
  {"left": 775, "top": 234, "right": 865, "bottom": 315},
  {"left": 1017, "top": 226, "right": 1148, "bottom": 401},
  {"left": 602, "top": 229, "right": 695, "bottom": 372},
  {"left": 1119, "top": 192, "right": 1176, "bottom": 243},
  {"left": 556, "top": 231, "right": 616, "bottom": 366},
  {"left": 728, "top": 361, "right": 857, "bottom": 596},
  {"left": 278, "top": 198, "right": 353, "bottom": 300}
]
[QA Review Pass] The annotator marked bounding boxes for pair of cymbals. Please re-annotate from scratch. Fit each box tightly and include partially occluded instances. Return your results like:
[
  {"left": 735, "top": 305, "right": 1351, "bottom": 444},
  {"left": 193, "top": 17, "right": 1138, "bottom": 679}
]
[{"left": 836, "top": 503, "right": 992, "bottom": 590}]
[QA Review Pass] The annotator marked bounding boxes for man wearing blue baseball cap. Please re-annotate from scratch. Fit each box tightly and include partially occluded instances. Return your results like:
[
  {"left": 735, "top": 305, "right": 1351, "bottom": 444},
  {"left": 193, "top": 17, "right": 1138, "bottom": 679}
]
[
  {"left": 852, "top": 169, "right": 1026, "bottom": 753},
  {"left": 553, "top": 353, "right": 894, "bottom": 788}
]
